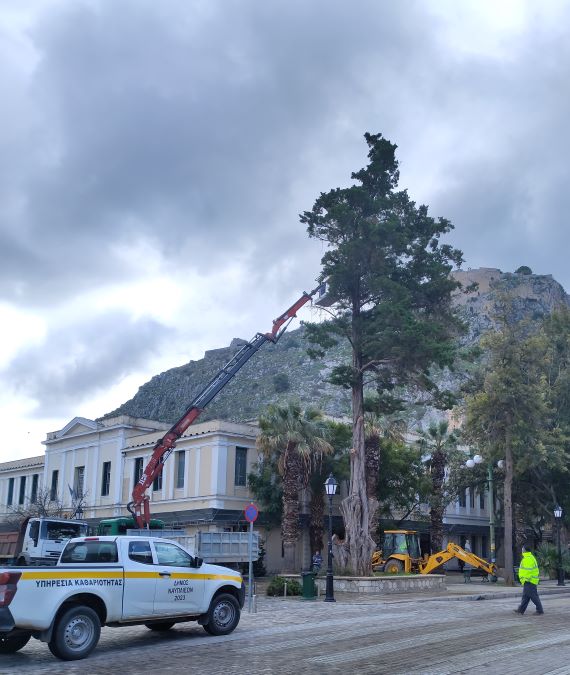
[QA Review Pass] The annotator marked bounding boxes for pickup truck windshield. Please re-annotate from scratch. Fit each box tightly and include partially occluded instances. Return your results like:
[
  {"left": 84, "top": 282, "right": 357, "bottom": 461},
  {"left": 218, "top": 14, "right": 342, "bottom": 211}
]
[{"left": 61, "top": 541, "right": 118, "bottom": 564}]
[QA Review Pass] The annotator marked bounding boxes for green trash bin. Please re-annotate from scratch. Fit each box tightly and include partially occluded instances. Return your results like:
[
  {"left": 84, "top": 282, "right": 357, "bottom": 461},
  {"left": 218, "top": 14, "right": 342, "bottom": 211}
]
[{"left": 301, "top": 571, "right": 317, "bottom": 600}]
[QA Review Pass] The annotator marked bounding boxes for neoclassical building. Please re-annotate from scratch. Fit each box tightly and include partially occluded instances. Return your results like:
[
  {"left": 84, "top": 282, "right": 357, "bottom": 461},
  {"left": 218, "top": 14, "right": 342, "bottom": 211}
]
[
  {"left": 0, "top": 415, "right": 497, "bottom": 572},
  {"left": 0, "top": 415, "right": 257, "bottom": 523},
  {"left": 0, "top": 415, "right": 303, "bottom": 572}
]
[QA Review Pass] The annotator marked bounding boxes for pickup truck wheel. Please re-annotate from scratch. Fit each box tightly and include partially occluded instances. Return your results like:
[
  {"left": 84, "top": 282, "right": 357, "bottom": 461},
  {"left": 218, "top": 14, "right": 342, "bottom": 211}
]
[
  {"left": 203, "top": 593, "right": 240, "bottom": 636},
  {"left": 144, "top": 622, "right": 175, "bottom": 631},
  {"left": 48, "top": 605, "right": 101, "bottom": 661},
  {"left": 0, "top": 632, "right": 31, "bottom": 653}
]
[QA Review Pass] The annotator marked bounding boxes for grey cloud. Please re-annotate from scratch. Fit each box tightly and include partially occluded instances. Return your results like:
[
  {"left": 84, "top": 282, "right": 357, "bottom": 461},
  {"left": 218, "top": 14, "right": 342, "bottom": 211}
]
[
  {"left": 2, "top": 311, "right": 168, "bottom": 415},
  {"left": 2, "top": 0, "right": 570, "bottom": 311},
  {"left": 1, "top": 0, "right": 436, "bottom": 305},
  {"left": 425, "top": 30, "right": 570, "bottom": 285}
]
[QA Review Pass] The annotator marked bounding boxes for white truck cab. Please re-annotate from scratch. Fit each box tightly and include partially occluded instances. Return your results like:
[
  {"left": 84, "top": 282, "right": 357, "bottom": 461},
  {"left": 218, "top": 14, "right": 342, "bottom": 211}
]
[{"left": 20, "top": 518, "right": 89, "bottom": 566}]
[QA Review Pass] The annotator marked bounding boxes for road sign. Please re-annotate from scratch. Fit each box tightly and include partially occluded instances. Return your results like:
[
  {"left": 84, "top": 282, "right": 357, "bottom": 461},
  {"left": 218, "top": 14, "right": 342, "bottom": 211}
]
[{"left": 244, "top": 503, "right": 258, "bottom": 523}]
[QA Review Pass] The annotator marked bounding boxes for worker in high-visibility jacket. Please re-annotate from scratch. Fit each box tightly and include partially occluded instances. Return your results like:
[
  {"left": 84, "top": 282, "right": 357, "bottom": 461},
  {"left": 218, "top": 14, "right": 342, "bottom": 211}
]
[{"left": 514, "top": 543, "right": 544, "bottom": 615}]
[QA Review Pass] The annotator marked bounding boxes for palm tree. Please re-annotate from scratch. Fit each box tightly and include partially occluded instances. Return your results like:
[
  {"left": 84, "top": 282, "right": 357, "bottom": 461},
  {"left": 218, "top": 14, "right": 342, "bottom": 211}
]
[
  {"left": 418, "top": 420, "right": 458, "bottom": 553},
  {"left": 256, "top": 402, "right": 333, "bottom": 571},
  {"left": 307, "top": 421, "right": 351, "bottom": 557},
  {"left": 364, "top": 414, "right": 407, "bottom": 539}
]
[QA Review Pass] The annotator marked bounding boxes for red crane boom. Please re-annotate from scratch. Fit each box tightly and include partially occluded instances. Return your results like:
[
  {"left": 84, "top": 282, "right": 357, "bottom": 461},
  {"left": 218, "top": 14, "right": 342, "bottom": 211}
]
[{"left": 127, "top": 283, "right": 323, "bottom": 527}]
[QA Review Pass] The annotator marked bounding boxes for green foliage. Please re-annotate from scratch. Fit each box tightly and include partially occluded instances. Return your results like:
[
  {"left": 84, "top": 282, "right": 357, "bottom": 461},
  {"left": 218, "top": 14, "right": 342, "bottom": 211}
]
[
  {"left": 301, "top": 132, "right": 465, "bottom": 412},
  {"left": 256, "top": 402, "right": 333, "bottom": 483},
  {"left": 248, "top": 459, "right": 283, "bottom": 529},
  {"left": 465, "top": 322, "right": 553, "bottom": 470},
  {"left": 463, "top": 305, "right": 568, "bottom": 583},
  {"left": 273, "top": 373, "right": 291, "bottom": 393},
  {"left": 535, "top": 542, "right": 570, "bottom": 578},
  {"left": 465, "top": 307, "right": 570, "bottom": 528},
  {"left": 513, "top": 308, "right": 570, "bottom": 525},
  {"left": 515, "top": 266, "right": 533, "bottom": 275},
  {"left": 300, "top": 132, "right": 464, "bottom": 573},
  {"left": 249, "top": 414, "right": 350, "bottom": 541},
  {"left": 266, "top": 576, "right": 302, "bottom": 596},
  {"left": 417, "top": 421, "right": 463, "bottom": 550},
  {"left": 255, "top": 403, "right": 333, "bottom": 568},
  {"left": 376, "top": 438, "right": 430, "bottom": 521}
]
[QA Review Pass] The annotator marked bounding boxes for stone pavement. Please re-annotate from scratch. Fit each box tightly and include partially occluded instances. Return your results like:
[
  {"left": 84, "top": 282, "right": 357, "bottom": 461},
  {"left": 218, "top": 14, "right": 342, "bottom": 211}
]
[{"left": 3, "top": 579, "right": 570, "bottom": 674}]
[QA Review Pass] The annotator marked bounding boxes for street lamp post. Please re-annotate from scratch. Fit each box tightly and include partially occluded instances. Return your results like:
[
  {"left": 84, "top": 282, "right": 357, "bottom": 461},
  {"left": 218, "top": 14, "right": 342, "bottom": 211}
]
[
  {"left": 324, "top": 473, "right": 338, "bottom": 603},
  {"left": 554, "top": 505, "right": 565, "bottom": 587}
]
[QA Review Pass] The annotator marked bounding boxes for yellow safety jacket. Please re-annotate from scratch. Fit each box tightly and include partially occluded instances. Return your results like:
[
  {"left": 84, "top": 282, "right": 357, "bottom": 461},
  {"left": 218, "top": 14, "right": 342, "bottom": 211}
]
[{"left": 518, "top": 551, "right": 540, "bottom": 585}]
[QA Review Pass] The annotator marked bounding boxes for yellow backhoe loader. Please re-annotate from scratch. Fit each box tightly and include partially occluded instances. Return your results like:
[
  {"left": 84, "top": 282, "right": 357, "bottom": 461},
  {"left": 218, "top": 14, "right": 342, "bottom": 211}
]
[{"left": 372, "top": 530, "right": 498, "bottom": 580}]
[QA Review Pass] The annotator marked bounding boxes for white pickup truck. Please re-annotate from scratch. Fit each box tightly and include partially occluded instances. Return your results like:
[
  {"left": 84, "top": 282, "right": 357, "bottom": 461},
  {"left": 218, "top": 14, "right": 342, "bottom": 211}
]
[{"left": 0, "top": 535, "right": 245, "bottom": 661}]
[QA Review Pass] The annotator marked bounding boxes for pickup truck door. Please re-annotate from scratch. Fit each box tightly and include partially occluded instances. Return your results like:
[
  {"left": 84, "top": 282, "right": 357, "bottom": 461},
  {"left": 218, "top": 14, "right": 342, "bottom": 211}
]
[
  {"left": 121, "top": 539, "right": 157, "bottom": 619},
  {"left": 151, "top": 541, "right": 205, "bottom": 617}
]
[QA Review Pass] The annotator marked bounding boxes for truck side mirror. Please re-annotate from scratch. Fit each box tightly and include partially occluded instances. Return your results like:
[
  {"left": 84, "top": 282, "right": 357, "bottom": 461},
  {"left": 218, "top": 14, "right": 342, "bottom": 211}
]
[{"left": 193, "top": 557, "right": 203, "bottom": 568}]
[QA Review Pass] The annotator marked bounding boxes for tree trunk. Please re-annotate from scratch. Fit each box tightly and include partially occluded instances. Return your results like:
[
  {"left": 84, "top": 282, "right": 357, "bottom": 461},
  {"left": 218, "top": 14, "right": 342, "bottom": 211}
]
[
  {"left": 514, "top": 501, "right": 527, "bottom": 561},
  {"left": 430, "top": 449, "right": 446, "bottom": 553},
  {"left": 281, "top": 446, "right": 301, "bottom": 572},
  {"left": 365, "top": 432, "right": 381, "bottom": 542},
  {"left": 335, "top": 367, "right": 377, "bottom": 575},
  {"left": 503, "top": 425, "right": 514, "bottom": 586},
  {"left": 309, "top": 488, "right": 325, "bottom": 556}
]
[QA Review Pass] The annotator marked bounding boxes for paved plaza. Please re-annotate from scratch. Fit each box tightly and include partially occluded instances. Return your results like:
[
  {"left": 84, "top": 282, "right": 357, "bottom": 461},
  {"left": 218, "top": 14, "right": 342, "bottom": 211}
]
[{"left": 2, "top": 580, "right": 570, "bottom": 674}]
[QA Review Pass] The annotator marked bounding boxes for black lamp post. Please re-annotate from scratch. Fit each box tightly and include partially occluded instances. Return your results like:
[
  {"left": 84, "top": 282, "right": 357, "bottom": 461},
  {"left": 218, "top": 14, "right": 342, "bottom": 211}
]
[
  {"left": 554, "top": 505, "right": 565, "bottom": 587},
  {"left": 324, "top": 473, "right": 338, "bottom": 603},
  {"left": 75, "top": 504, "right": 84, "bottom": 520}
]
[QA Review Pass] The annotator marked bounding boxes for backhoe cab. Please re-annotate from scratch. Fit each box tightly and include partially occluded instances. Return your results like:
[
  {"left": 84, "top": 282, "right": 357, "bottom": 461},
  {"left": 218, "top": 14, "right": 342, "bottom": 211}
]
[
  {"left": 372, "top": 529, "right": 498, "bottom": 580},
  {"left": 372, "top": 531, "right": 421, "bottom": 574}
]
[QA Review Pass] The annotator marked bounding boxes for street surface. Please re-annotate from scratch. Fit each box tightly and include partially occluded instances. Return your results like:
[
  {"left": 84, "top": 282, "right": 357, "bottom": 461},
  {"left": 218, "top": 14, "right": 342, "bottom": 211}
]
[{"left": 3, "top": 581, "right": 570, "bottom": 674}]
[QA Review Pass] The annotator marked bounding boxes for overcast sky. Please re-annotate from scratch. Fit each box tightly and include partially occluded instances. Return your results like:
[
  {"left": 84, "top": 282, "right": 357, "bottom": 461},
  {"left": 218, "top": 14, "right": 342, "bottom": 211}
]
[{"left": 2, "top": 0, "right": 570, "bottom": 460}]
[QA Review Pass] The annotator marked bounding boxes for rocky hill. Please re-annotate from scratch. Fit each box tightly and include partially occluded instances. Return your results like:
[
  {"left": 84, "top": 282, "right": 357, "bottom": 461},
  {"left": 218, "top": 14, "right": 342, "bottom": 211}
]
[{"left": 103, "top": 268, "right": 569, "bottom": 425}]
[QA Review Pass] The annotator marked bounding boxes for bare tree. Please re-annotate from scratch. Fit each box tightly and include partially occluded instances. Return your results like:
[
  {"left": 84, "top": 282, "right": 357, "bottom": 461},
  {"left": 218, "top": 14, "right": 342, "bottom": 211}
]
[{"left": 3, "top": 488, "right": 89, "bottom": 528}]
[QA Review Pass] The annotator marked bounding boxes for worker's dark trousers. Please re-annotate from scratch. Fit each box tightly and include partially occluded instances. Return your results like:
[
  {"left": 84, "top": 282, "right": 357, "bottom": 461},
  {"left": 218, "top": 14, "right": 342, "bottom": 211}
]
[{"left": 518, "top": 582, "right": 544, "bottom": 614}]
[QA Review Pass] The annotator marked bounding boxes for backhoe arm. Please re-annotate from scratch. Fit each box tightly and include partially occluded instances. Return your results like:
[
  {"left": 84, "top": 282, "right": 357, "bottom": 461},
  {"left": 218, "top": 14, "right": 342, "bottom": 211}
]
[
  {"left": 419, "top": 549, "right": 456, "bottom": 574},
  {"left": 420, "top": 543, "right": 498, "bottom": 576}
]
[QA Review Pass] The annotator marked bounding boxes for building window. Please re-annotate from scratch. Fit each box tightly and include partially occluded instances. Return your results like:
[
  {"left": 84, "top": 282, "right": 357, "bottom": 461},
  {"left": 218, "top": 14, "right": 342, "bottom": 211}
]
[
  {"left": 74, "top": 466, "right": 85, "bottom": 498},
  {"left": 7, "top": 478, "right": 14, "bottom": 506},
  {"left": 176, "top": 451, "right": 185, "bottom": 489},
  {"left": 101, "top": 462, "right": 111, "bottom": 497},
  {"left": 469, "top": 487, "right": 475, "bottom": 509},
  {"left": 481, "top": 535, "right": 488, "bottom": 559},
  {"left": 50, "top": 470, "right": 59, "bottom": 501},
  {"left": 479, "top": 489, "right": 485, "bottom": 510},
  {"left": 134, "top": 458, "right": 144, "bottom": 488},
  {"left": 18, "top": 476, "right": 26, "bottom": 505},
  {"left": 31, "top": 474, "right": 39, "bottom": 503},
  {"left": 458, "top": 489, "right": 466, "bottom": 508},
  {"left": 235, "top": 447, "right": 248, "bottom": 487},
  {"left": 153, "top": 471, "right": 163, "bottom": 492}
]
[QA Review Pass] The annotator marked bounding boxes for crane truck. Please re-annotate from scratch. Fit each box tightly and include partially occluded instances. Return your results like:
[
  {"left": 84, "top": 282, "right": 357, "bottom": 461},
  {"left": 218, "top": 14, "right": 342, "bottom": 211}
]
[{"left": 126, "top": 283, "right": 325, "bottom": 529}]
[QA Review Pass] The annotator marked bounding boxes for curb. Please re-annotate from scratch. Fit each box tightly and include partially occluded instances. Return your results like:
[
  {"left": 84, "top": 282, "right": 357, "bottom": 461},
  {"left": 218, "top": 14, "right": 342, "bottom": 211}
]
[{"left": 428, "top": 587, "right": 570, "bottom": 603}]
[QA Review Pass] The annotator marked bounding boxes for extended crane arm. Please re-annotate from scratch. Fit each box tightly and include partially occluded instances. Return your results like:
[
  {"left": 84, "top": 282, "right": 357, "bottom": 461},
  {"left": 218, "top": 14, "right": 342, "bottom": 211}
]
[
  {"left": 420, "top": 542, "right": 498, "bottom": 577},
  {"left": 127, "top": 282, "right": 324, "bottom": 527}
]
